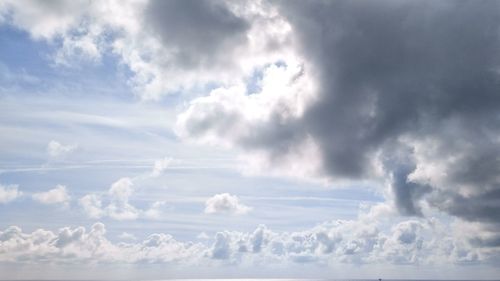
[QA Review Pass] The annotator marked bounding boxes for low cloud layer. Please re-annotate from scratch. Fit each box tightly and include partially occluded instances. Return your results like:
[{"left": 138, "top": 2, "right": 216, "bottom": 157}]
[{"left": 0, "top": 217, "right": 498, "bottom": 266}]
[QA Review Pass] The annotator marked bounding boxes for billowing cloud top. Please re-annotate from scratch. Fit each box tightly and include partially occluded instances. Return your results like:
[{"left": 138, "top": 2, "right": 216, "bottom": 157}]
[{"left": 178, "top": 0, "right": 500, "bottom": 231}]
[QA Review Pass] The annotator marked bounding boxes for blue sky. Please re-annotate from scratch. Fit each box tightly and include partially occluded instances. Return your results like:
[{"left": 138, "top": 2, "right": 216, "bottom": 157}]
[{"left": 1, "top": 1, "right": 500, "bottom": 280}]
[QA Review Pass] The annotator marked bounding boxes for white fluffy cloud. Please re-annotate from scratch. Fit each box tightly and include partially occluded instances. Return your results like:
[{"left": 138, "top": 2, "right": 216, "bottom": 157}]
[
  {"left": 0, "top": 217, "right": 496, "bottom": 267},
  {"left": 118, "top": 232, "right": 137, "bottom": 241},
  {"left": 0, "top": 0, "right": 88, "bottom": 39},
  {"left": 108, "top": 177, "right": 134, "bottom": 202},
  {"left": 79, "top": 177, "right": 166, "bottom": 220},
  {"left": 79, "top": 193, "right": 103, "bottom": 218},
  {"left": 47, "top": 140, "right": 77, "bottom": 159},
  {"left": 32, "top": 185, "right": 70, "bottom": 205},
  {"left": 0, "top": 0, "right": 294, "bottom": 100},
  {"left": 0, "top": 222, "right": 204, "bottom": 265},
  {"left": 176, "top": 61, "right": 321, "bottom": 181},
  {"left": 204, "top": 193, "right": 251, "bottom": 215},
  {"left": 151, "top": 157, "right": 172, "bottom": 177},
  {"left": 0, "top": 184, "right": 21, "bottom": 203}
]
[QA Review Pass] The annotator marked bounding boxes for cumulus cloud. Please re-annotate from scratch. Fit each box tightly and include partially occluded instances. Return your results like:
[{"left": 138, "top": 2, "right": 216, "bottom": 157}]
[
  {"left": 0, "top": 216, "right": 496, "bottom": 266},
  {"left": 197, "top": 232, "right": 210, "bottom": 240},
  {"left": 143, "top": 201, "right": 168, "bottom": 219},
  {"left": 79, "top": 177, "right": 167, "bottom": 220},
  {"left": 204, "top": 193, "right": 251, "bottom": 215},
  {"left": 79, "top": 177, "right": 138, "bottom": 220},
  {"left": 0, "top": 184, "right": 21, "bottom": 203},
  {"left": 32, "top": 185, "right": 70, "bottom": 205},
  {"left": 0, "top": 0, "right": 293, "bottom": 100},
  {"left": 281, "top": 0, "right": 500, "bottom": 223},
  {"left": 176, "top": 60, "right": 322, "bottom": 181},
  {"left": 144, "top": 0, "right": 249, "bottom": 69},
  {"left": 118, "top": 232, "right": 137, "bottom": 241},
  {"left": 0, "top": 222, "right": 205, "bottom": 265},
  {"left": 108, "top": 177, "right": 134, "bottom": 202},
  {"left": 151, "top": 157, "right": 172, "bottom": 177},
  {"left": 0, "top": 0, "right": 88, "bottom": 39},
  {"left": 175, "top": 0, "right": 500, "bottom": 242},
  {"left": 79, "top": 193, "right": 103, "bottom": 218},
  {"left": 47, "top": 140, "right": 77, "bottom": 159},
  {"left": 2, "top": 0, "right": 500, "bottom": 264}
]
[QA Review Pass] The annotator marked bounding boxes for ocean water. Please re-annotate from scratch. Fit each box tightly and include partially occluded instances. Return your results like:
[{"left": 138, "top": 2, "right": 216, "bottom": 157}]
[{"left": 0, "top": 278, "right": 500, "bottom": 281}]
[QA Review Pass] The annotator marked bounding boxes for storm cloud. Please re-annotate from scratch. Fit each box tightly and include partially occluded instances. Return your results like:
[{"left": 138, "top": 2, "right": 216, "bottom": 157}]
[
  {"left": 178, "top": 0, "right": 500, "bottom": 227},
  {"left": 144, "top": 0, "right": 250, "bottom": 69},
  {"left": 278, "top": 0, "right": 500, "bottom": 219}
]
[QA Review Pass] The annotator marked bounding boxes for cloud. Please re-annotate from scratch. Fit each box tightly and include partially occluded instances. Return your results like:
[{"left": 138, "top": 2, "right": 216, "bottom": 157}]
[
  {"left": 151, "top": 157, "right": 172, "bottom": 177},
  {"left": 279, "top": 0, "right": 500, "bottom": 219},
  {"left": 197, "top": 232, "right": 210, "bottom": 240},
  {"left": 176, "top": 60, "right": 321, "bottom": 181},
  {"left": 0, "top": 0, "right": 88, "bottom": 39},
  {"left": 204, "top": 193, "right": 251, "bottom": 215},
  {"left": 32, "top": 184, "right": 70, "bottom": 205},
  {"left": 118, "top": 232, "right": 137, "bottom": 241},
  {"left": 108, "top": 177, "right": 134, "bottom": 202},
  {"left": 0, "top": 184, "right": 21, "bottom": 203},
  {"left": 47, "top": 140, "right": 77, "bottom": 159},
  {"left": 0, "top": 222, "right": 203, "bottom": 265},
  {"left": 0, "top": 0, "right": 293, "bottom": 100},
  {"left": 143, "top": 201, "right": 167, "bottom": 219},
  {"left": 79, "top": 193, "right": 103, "bottom": 218},
  {"left": 144, "top": 0, "right": 249, "bottom": 70},
  {"left": 176, "top": 0, "right": 500, "bottom": 235},
  {"left": 1, "top": 214, "right": 496, "bottom": 267},
  {"left": 84, "top": 177, "right": 139, "bottom": 220},
  {"left": 2, "top": 0, "right": 500, "bottom": 266},
  {"left": 79, "top": 177, "right": 167, "bottom": 221}
]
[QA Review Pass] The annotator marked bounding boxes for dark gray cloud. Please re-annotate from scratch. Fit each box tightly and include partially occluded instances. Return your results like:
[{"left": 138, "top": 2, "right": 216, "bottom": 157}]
[
  {"left": 283, "top": 0, "right": 500, "bottom": 173},
  {"left": 275, "top": 0, "right": 500, "bottom": 221},
  {"left": 389, "top": 163, "right": 430, "bottom": 216},
  {"left": 178, "top": 0, "right": 500, "bottom": 229},
  {"left": 145, "top": 0, "right": 250, "bottom": 69}
]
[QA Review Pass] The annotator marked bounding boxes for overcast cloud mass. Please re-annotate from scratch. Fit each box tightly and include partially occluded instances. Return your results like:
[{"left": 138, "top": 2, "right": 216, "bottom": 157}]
[{"left": 0, "top": 0, "right": 499, "bottom": 279}]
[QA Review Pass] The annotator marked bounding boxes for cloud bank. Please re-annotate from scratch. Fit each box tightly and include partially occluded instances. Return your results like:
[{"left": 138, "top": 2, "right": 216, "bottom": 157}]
[{"left": 0, "top": 217, "right": 498, "bottom": 267}]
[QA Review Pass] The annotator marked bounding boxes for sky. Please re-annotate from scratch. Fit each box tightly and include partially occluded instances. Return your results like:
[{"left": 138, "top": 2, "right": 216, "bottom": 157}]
[{"left": 0, "top": 0, "right": 500, "bottom": 280}]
